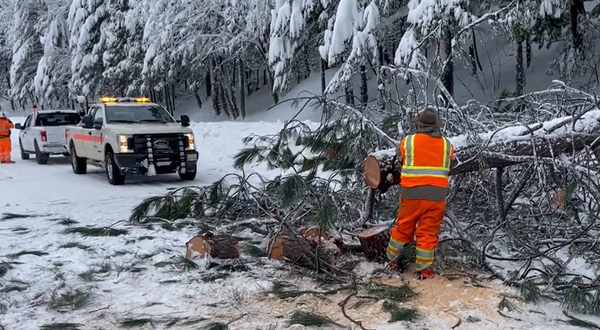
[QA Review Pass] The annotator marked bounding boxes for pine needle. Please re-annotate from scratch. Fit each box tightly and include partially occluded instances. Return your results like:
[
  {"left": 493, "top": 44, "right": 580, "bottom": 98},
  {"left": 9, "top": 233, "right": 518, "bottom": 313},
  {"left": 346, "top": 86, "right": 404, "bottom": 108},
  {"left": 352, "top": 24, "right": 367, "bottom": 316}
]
[{"left": 288, "top": 310, "right": 338, "bottom": 327}]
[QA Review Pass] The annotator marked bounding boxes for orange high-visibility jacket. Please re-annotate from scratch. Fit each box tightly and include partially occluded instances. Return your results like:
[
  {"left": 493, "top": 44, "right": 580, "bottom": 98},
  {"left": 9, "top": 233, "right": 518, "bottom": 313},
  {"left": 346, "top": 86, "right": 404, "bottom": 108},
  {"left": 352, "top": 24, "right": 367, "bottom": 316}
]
[
  {"left": 399, "top": 133, "right": 454, "bottom": 188},
  {"left": 0, "top": 117, "right": 13, "bottom": 138}
]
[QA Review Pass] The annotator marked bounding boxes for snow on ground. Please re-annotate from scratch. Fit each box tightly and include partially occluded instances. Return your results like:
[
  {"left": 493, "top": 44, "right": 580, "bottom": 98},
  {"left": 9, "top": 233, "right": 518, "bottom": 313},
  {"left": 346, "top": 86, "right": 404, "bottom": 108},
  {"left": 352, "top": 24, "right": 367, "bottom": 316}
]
[{"left": 1, "top": 114, "right": 598, "bottom": 330}]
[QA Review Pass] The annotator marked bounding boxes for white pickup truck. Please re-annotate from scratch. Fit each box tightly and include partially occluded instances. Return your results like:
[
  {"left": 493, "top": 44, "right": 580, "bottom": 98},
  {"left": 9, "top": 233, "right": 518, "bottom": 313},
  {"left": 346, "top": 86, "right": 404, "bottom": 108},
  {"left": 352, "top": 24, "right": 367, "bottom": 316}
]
[
  {"left": 65, "top": 96, "right": 198, "bottom": 185},
  {"left": 15, "top": 110, "right": 82, "bottom": 164}
]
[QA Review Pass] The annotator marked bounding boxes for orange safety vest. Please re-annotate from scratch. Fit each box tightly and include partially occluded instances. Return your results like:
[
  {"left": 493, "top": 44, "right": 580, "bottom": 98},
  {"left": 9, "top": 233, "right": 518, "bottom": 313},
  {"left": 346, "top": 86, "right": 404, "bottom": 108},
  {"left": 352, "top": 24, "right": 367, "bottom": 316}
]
[
  {"left": 0, "top": 117, "right": 13, "bottom": 138},
  {"left": 399, "top": 133, "right": 454, "bottom": 188}
]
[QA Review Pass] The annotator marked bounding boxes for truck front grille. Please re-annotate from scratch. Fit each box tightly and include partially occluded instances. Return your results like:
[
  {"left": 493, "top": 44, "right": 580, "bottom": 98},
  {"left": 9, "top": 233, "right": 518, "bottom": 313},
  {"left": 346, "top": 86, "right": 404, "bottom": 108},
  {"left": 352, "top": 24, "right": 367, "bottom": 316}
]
[{"left": 131, "top": 133, "right": 183, "bottom": 154}]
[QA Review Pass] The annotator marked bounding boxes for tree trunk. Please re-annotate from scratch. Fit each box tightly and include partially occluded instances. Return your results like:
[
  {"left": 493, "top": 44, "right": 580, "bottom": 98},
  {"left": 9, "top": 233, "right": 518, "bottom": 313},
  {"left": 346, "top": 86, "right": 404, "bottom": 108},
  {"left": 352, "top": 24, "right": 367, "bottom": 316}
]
[
  {"left": 171, "top": 84, "right": 176, "bottom": 114},
  {"left": 320, "top": 59, "right": 327, "bottom": 95},
  {"left": 345, "top": 80, "right": 355, "bottom": 105},
  {"left": 193, "top": 87, "right": 203, "bottom": 109},
  {"left": 265, "top": 68, "right": 279, "bottom": 104},
  {"left": 267, "top": 233, "right": 339, "bottom": 271},
  {"left": 205, "top": 73, "right": 211, "bottom": 98},
  {"left": 185, "top": 232, "right": 240, "bottom": 260},
  {"left": 526, "top": 35, "right": 532, "bottom": 68},
  {"left": 360, "top": 64, "right": 368, "bottom": 106},
  {"left": 239, "top": 60, "right": 246, "bottom": 119},
  {"left": 377, "top": 46, "right": 387, "bottom": 111},
  {"left": 357, "top": 225, "right": 391, "bottom": 262},
  {"left": 364, "top": 113, "right": 600, "bottom": 190},
  {"left": 441, "top": 24, "right": 454, "bottom": 105},
  {"left": 515, "top": 37, "right": 525, "bottom": 96},
  {"left": 571, "top": 0, "right": 585, "bottom": 51},
  {"left": 210, "top": 59, "right": 222, "bottom": 116}
]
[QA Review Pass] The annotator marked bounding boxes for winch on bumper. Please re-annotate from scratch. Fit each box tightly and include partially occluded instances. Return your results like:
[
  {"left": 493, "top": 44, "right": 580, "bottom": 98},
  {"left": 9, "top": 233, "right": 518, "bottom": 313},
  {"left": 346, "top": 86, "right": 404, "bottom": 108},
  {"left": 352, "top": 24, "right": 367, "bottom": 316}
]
[
  {"left": 112, "top": 151, "right": 198, "bottom": 175},
  {"left": 111, "top": 133, "right": 198, "bottom": 175}
]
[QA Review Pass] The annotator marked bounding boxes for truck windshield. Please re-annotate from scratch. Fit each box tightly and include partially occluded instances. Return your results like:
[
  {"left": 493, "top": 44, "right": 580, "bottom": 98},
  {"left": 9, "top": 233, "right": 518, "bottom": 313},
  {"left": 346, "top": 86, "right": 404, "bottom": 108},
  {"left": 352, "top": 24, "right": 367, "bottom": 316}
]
[
  {"left": 105, "top": 105, "right": 175, "bottom": 123},
  {"left": 35, "top": 112, "right": 81, "bottom": 126}
]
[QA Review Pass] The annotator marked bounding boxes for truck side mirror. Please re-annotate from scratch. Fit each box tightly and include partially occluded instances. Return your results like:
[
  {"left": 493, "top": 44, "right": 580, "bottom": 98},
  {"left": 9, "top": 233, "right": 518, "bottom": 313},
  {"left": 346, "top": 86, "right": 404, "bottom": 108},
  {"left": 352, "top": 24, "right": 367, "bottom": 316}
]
[
  {"left": 93, "top": 118, "right": 103, "bottom": 130},
  {"left": 180, "top": 115, "right": 190, "bottom": 127},
  {"left": 81, "top": 115, "right": 93, "bottom": 129},
  {"left": 15, "top": 123, "right": 22, "bottom": 129}
]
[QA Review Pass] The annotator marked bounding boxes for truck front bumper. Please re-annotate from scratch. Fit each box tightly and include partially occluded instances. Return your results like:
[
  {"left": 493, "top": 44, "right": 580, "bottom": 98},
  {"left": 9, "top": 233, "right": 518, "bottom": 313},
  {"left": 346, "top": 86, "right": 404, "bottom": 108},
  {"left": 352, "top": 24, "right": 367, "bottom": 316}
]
[{"left": 113, "top": 151, "right": 198, "bottom": 175}]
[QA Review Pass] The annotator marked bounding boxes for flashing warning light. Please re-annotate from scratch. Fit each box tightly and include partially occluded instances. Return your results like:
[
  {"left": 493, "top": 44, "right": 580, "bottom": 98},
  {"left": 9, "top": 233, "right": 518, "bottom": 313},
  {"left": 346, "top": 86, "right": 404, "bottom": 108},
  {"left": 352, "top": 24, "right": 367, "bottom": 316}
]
[
  {"left": 135, "top": 97, "right": 150, "bottom": 102},
  {"left": 99, "top": 96, "right": 118, "bottom": 103}
]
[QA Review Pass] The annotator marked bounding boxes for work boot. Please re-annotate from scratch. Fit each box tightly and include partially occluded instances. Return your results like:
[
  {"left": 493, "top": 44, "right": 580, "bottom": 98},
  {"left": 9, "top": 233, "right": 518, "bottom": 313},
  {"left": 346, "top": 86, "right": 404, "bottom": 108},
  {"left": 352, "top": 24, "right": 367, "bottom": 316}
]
[{"left": 415, "top": 268, "right": 434, "bottom": 280}]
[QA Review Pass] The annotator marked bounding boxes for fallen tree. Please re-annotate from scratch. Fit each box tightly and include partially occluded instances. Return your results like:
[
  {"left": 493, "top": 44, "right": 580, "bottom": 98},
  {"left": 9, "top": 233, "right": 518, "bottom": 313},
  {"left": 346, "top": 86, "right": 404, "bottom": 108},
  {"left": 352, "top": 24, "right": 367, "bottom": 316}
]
[{"left": 364, "top": 109, "right": 600, "bottom": 191}]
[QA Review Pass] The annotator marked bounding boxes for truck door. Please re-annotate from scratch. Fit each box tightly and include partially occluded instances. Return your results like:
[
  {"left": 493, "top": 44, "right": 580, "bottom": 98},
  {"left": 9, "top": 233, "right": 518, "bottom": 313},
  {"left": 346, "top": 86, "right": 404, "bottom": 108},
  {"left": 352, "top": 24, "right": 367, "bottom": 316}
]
[
  {"left": 75, "top": 107, "right": 98, "bottom": 158},
  {"left": 90, "top": 107, "right": 105, "bottom": 161},
  {"left": 20, "top": 115, "right": 32, "bottom": 151}
]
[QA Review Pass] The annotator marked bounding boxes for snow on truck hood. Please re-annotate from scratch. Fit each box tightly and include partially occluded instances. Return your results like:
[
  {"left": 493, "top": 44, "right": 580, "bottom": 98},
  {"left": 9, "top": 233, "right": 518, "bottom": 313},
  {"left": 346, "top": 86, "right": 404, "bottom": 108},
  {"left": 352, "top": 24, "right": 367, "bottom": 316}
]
[{"left": 105, "top": 122, "right": 194, "bottom": 134}]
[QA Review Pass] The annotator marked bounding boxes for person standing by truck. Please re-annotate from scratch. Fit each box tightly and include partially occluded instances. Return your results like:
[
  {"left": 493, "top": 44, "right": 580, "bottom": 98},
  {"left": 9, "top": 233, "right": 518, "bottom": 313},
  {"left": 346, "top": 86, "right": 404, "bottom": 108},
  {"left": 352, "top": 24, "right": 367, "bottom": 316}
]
[{"left": 0, "top": 112, "right": 15, "bottom": 163}]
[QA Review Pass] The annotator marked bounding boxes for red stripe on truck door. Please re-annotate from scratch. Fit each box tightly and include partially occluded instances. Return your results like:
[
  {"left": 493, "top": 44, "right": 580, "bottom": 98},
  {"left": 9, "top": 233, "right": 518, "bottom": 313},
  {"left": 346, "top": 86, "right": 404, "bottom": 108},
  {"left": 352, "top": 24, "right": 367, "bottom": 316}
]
[{"left": 74, "top": 134, "right": 93, "bottom": 141}]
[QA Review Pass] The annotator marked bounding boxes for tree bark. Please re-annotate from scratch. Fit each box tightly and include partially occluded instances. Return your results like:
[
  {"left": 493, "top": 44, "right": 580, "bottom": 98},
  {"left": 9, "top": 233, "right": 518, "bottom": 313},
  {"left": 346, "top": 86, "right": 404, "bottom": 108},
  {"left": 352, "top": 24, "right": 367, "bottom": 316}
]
[
  {"left": 515, "top": 37, "right": 525, "bottom": 96},
  {"left": 320, "top": 59, "right": 327, "bottom": 95},
  {"left": 360, "top": 64, "right": 368, "bottom": 106}
]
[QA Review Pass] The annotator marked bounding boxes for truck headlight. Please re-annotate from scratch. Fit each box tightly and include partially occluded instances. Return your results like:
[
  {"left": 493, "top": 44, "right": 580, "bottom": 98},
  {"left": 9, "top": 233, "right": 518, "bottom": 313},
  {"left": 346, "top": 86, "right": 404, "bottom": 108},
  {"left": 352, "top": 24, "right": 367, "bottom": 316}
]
[
  {"left": 185, "top": 133, "right": 195, "bottom": 150},
  {"left": 118, "top": 134, "right": 132, "bottom": 153}
]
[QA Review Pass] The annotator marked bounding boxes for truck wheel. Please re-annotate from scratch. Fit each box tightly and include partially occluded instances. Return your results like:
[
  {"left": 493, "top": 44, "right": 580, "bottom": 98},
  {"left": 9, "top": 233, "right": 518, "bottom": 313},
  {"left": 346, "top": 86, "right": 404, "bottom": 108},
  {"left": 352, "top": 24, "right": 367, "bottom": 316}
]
[
  {"left": 105, "top": 151, "right": 126, "bottom": 185},
  {"left": 178, "top": 164, "right": 197, "bottom": 181},
  {"left": 19, "top": 139, "right": 30, "bottom": 160},
  {"left": 70, "top": 143, "right": 87, "bottom": 174},
  {"left": 34, "top": 141, "right": 48, "bottom": 164}
]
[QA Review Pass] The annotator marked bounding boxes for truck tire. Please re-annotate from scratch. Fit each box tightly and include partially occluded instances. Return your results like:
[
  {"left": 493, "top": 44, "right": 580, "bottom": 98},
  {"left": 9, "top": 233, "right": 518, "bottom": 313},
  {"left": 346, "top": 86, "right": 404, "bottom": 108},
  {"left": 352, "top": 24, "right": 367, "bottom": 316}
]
[
  {"left": 34, "top": 141, "right": 48, "bottom": 164},
  {"left": 70, "top": 143, "right": 87, "bottom": 174},
  {"left": 105, "top": 151, "right": 126, "bottom": 185},
  {"left": 178, "top": 163, "right": 197, "bottom": 181},
  {"left": 19, "top": 139, "right": 30, "bottom": 160}
]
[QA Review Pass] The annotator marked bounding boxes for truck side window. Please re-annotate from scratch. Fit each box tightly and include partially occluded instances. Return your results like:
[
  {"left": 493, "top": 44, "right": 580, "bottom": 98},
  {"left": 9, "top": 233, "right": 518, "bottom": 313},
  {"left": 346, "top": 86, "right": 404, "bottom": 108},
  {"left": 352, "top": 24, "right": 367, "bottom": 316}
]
[{"left": 93, "top": 108, "right": 104, "bottom": 124}]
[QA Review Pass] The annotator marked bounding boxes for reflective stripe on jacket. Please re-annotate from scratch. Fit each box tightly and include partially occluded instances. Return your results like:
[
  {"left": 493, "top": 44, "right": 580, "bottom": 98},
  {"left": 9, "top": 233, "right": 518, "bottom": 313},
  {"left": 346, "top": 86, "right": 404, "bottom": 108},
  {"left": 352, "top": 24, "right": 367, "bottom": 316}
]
[{"left": 399, "top": 133, "right": 454, "bottom": 188}]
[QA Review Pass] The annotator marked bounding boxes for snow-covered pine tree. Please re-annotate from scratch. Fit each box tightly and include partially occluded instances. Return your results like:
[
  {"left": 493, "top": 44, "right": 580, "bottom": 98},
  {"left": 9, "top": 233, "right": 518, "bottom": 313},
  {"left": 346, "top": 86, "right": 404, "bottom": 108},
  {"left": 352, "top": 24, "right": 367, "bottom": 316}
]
[
  {"left": 269, "top": 0, "right": 336, "bottom": 95},
  {"left": 68, "top": 0, "right": 110, "bottom": 96},
  {"left": 33, "top": 0, "right": 71, "bottom": 107},
  {"left": 319, "top": 0, "right": 380, "bottom": 98},
  {"left": 8, "top": 0, "right": 45, "bottom": 105},
  {"left": 0, "top": 0, "right": 15, "bottom": 110},
  {"left": 101, "top": 0, "right": 145, "bottom": 96}
]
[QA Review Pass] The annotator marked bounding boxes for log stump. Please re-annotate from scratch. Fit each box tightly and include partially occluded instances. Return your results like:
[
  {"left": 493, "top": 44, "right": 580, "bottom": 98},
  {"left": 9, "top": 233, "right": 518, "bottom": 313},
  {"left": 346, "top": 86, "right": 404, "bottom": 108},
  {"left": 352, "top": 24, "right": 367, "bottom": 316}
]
[
  {"left": 186, "top": 232, "right": 240, "bottom": 260},
  {"left": 357, "top": 225, "right": 391, "bottom": 261}
]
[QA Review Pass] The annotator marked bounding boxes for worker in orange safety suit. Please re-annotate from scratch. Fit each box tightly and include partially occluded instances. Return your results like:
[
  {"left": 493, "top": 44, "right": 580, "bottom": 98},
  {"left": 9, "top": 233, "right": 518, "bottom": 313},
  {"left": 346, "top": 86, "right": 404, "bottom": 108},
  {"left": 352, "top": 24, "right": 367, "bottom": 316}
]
[
  {"left": 0, "top": 112, "right": 15, "bottom": 163},
  {"left": 386, "top": 108, "right": 454, "bottom": 280}
]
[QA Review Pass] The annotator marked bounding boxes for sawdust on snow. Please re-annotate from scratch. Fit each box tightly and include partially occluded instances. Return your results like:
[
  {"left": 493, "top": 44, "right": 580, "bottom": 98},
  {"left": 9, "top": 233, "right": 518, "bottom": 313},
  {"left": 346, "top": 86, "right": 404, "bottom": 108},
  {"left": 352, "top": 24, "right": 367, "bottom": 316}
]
[{"left": 231, "top": 268, "right": 507, "bottom": 329}]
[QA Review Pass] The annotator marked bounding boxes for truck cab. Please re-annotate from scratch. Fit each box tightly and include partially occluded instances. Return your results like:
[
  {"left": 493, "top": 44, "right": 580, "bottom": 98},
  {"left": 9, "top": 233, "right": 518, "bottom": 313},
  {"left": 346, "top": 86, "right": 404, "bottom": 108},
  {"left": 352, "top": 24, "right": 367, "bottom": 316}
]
[{"left": 65, "top": 96, "right": 198, "bottom": 185}]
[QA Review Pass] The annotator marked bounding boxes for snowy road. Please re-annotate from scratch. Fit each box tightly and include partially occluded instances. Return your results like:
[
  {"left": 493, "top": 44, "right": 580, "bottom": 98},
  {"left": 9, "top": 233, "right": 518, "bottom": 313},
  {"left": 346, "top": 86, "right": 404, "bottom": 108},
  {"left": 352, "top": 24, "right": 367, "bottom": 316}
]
[{"left": 0, "top": 117, "right": 294, "bottom": 329}]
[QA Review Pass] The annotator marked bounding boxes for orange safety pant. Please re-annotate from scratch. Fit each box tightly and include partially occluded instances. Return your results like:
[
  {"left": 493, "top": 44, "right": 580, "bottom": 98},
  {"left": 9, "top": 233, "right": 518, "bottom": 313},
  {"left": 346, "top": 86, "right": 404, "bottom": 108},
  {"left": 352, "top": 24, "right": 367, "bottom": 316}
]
[
  {"left": 387, "top": 197, "right": 446, "bottom": 271},
  {"left": 0, "top": 137, "right": 11, "bottom": 162}
]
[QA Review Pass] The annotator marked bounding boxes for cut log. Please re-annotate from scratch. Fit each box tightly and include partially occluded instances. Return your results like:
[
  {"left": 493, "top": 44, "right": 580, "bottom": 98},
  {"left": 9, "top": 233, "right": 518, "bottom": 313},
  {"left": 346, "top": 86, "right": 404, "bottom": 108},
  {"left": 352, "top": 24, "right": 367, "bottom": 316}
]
[
  {"left": 185, "top": 232, "right": 240, "bottom": 260},
  {"left": 363, "top": 153, "right": 400, "bottom": 192},
  {"left": 267, "top": 233, "right": 339, "bottom": 270},
  {"left": 357, "top": 225, "right": 391, "bottom": 261},
  {"left": 365, "top": 111, "right": 600, "bottom": 191}
]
